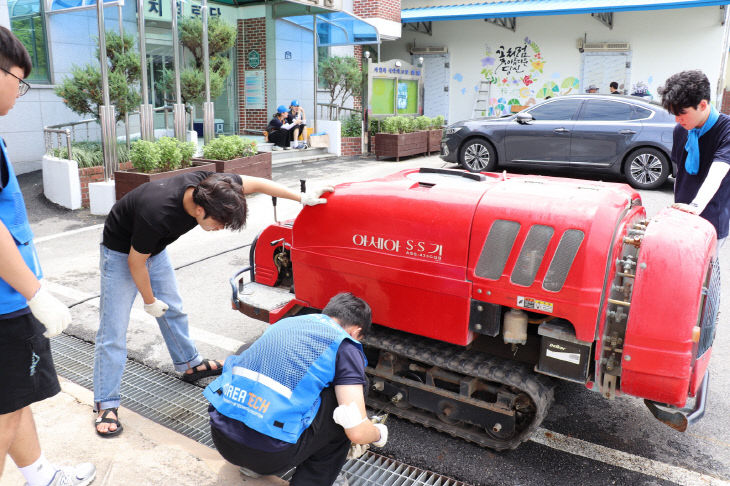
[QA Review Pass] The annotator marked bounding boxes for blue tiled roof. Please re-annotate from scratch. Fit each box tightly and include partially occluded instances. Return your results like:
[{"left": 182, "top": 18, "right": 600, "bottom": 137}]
[{"left": 402, "top": 0, "right": 730, "bottom": 23}]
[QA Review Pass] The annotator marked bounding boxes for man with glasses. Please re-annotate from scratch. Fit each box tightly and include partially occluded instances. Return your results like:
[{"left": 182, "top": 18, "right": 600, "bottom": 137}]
[
  {"left": 0, "top": 27, "right": 96, "bottom": 486},
  {"left": 205, "top": 293, "right": 388, "bottom": 486}
]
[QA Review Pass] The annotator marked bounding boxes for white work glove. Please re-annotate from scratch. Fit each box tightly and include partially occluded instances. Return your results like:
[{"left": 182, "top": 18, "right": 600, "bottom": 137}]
[
  {"left": 144, "top": 298, "right": 169, "bottom": 317},
  {"left": 27, "top": 284, "right": 72, "bottom": 338},
  {"left": 300, "top": 186, "right": 334, "bottom": 206},
  {"left": 332, "top": 402, "right": 367, "bottom": 429},
  {"left": 347, "top": 443, "right": 369, "bottom": 460},
  {"left": 372, "top": 423, "right": 388, "bottom": 448}
]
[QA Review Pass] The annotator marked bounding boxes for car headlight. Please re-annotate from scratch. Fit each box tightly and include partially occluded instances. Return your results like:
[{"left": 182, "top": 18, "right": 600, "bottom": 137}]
[{"left": 445, "top": 127, "right": 463, "bottom": 135}]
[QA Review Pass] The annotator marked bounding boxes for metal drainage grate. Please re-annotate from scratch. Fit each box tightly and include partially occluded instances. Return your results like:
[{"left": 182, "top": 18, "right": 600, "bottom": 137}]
[
  {"left": 50, "top": 334, "right": 214, "bottom": 446},
  {"left": 52, "top": 334, "right": 470, "bottom": 486},
  {"left": 342, "top": 452, "right": 468, "bottom": 486}
]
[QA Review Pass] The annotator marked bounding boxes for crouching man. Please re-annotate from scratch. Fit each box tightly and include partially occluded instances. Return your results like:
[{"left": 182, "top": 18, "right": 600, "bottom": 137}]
[{"left": 204, "top": 293, "right": 387, "bottom": 486}]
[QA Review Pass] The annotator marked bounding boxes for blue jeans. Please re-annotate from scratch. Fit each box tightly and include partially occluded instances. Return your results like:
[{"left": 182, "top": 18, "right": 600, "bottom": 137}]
[{"left": 93, "top": 244, "right": 202, "bottom": 410}]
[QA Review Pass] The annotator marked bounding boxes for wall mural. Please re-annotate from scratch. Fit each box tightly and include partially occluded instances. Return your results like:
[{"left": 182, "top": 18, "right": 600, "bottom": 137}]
[{"left": 464, "top": 37, "right": 582, "bottom": 116}]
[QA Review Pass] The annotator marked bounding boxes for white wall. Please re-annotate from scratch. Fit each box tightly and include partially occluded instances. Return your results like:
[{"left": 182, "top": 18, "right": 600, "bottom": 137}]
[{"left": 383, "top": 7, "right": 727, "bottom": 123}]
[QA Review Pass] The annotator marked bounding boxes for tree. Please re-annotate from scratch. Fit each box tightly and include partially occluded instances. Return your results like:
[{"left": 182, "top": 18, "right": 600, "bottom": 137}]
[
  {"left": 54, "top": 32, "right": 141, "bottom": 122},
  {"left": 318, "top": 56, "right": 362, "bottom": 119},
  {"left": 158, "top": 17, "right": 236, "bottom": 106}
]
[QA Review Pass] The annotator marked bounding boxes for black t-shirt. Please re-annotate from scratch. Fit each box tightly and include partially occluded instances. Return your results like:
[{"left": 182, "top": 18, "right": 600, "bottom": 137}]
[
  {"left": 267, "top": 117, "right": 285, "bottom": 133},
  {"left": 672, "top": 114, "right": 730, "bottom": 239},
  {"left": 103, "top": 171, "right": 242, "bottom": 255},
  {"left": 209, "top": 339, "right": 367, "bottom": 452},
  {"left": 0, "top": 140, "right": 8, "bottom": 191}
]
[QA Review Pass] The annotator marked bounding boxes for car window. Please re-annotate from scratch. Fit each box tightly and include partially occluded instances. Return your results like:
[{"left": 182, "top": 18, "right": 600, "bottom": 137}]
[
  {"left": 631, "top": 106, "right": 653, "bottom": 120},
  {"left": 527, "top": 99, "right": 582, "bottom": 121},
  {"left": 579, "top": 100, "right": 634, "bottom": 121}
]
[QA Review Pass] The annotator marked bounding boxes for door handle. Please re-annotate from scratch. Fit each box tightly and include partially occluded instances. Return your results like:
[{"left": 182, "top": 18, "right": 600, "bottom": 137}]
[
  {"left": 619, "top": 129, "right": 636, "bottom": 135},
  {"left": 553, "top": 128, "right": 569, "bottom": 133}
]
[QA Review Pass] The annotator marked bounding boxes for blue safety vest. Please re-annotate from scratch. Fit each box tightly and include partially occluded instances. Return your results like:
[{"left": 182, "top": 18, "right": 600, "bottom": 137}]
[
  {"left": 205, "top": 314, "right": 366, "bottom": 444},
  {"left": 0, "top": 139, "right": 42, "bottom": 314}
]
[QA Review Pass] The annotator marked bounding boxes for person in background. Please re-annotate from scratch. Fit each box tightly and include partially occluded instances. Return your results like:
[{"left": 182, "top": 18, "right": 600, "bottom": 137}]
[
  {"left": 658, "top": 70, "right": 730, "bottom": 255},
  {"left": 609, "top": 81, "right": 620, "bottom": 94},
  {"left": 267, "top": 105, "right": 298, "bottom": 151},
  {"left": 585, "top": 84, "right": 599, "bottom": 93},
  {"left": 0, "top": 26, "right": 96, "bottom": 486},
  {"left": 205, "top": 293, "right": 388, "bottom": 486},
  {"left": 288, "top": 100, "right": 307, "bottom": 149}
]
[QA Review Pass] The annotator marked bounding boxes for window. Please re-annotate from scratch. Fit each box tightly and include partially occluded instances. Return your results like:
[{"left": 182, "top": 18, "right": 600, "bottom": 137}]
[
  {"left": 527, "top": 99, "right": 582, "bottom": 121},
  {"left": 631, "top": 106, "right": 653, "bottom": 120},
  {"left": 9, "top": 0, "right": 49, "bottom": 83},
  {"left": 579, "top": 100, "right": 634, "bottom": 121}
]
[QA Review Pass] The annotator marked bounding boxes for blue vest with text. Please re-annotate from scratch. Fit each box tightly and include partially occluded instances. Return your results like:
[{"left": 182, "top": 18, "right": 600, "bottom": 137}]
[
  {"left": 0, "top": 139, "right": 42, "bottom": 313},
  {"left": 204, "top": 314, "right": 366, "bottom": 444}
]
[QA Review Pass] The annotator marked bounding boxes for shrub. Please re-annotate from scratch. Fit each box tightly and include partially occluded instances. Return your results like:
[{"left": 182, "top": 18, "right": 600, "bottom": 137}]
[
  {"left": 50, "top": 141, "right": 130, "bottom": 169},
  {"left": 414, "top": 116, "right": 432, "bottom": 131},
  {"left": 341, "top": 113, "right": 362, "bottom": 137},
  {"left": 178, "top": 140, "right": 197, "bottom": 166},
  {"left": 202, "top": 135, "right": 257, "bottom": 161},
  {"left": 381, "top": 117, "right": 399, "bottom": 134},
  {"left": 397, "top": 116, "right": 415, "bottom": 134},
  {"left": 432, "top": 115, "right": 445, "bottom": 128},
  {"left": 129, "top": 140, "right": 161, "bottom": 173},
  {"left": 157, "top": 137, "right": 183, "bottom": 171}
]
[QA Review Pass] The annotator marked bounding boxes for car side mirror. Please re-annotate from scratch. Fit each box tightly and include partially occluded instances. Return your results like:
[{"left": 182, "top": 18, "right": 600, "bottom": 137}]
[{"left": 516, "top": 112, "right": 533, "bottom": 124}]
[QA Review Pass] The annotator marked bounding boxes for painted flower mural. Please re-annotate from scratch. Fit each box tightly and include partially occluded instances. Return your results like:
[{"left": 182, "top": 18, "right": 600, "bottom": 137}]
[{"left": 475, "top": 37, "right": 583, "bottom": 117}]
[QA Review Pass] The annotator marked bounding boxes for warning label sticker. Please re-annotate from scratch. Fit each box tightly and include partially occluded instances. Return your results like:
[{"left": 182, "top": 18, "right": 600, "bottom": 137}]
[
  {"left": 516, "top": 296, "right": 554, "bottom": 313},
  {"left": 546, "top": 349, "right": 581, "bottom": 365}
]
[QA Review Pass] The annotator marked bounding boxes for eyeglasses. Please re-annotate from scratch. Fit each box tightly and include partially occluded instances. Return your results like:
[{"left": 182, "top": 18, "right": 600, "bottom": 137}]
[{"left": 0, "top": 67, "right": 30, "bottom": 97}]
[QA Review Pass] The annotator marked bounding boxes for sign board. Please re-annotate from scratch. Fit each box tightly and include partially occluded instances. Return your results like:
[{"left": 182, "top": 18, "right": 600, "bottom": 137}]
[
  {"left": 248, "top": 50, "right": 261, "bottom": 69},
  {"left": 244, "top": 70, "right": 266, "bottom": 110},
  {"left": 144, "top": 0, "right": 235, "bottom": 23},
  {"left": 368, "top": 59, "right": 424, "bottom": 117}
]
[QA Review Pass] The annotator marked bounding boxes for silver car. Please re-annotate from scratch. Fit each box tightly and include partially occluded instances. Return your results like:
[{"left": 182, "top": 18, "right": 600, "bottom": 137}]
[{"left": 440, "top": 95, "right": 676, "bottom": 190}]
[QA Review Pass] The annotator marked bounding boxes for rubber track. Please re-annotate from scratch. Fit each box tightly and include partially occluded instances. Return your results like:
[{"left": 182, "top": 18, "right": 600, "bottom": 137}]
[{"left": 363, "top": 327, "right": 555, "bottom": 451}]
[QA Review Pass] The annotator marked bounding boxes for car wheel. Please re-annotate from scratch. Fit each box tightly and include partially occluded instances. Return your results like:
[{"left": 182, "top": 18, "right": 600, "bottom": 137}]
[
  {"left": 460, "top": 138, "right": 497, "bottom": 172},
  {"left": 623, "top": 148, "right": 669, "bottom": 190}
]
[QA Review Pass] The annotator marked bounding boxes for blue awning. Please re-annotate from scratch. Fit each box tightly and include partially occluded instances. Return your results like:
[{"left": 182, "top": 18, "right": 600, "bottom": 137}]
[
  {"left": 402, "top": 0, "right": 730, "bottom": 23},
  {"left": 282, "top": 11, "right": 380, "bottom": 46}
]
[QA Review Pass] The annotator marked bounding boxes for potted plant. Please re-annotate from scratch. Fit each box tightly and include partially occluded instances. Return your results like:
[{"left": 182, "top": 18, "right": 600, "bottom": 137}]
[
  {"left": 428, "top": 115, "right": 445, "bottom": 155},
  {"left": 43, "top": 141, "right": 133, "bottom": 210},
  {"left": 114, "top": 137, "right": 213, "bottom": 200},
  {"left": 192, "top": 135, "right": 272, "bottom": 179},
  {"left": 374, "top": 116, "right": 428, "bottom": 161}
]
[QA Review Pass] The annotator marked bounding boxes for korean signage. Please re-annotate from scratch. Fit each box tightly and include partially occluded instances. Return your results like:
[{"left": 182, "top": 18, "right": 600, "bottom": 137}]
[
  {"left": 368, "top": 59, "right": 423, "bottom": 117},
  {"left": 244, "top": 70, "right": 265, "bottom": 110},
  {"left": 144, "top": 0, "right": 233, "bottom": 22}
]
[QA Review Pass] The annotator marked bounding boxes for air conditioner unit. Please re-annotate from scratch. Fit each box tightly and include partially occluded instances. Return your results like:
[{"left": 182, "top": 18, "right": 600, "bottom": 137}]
[
  {"left": 409, "top": 46, "right": 448, "bottom": 55},
  {"left": 576, "top": 39, "right": 630, "bottom": 52}
]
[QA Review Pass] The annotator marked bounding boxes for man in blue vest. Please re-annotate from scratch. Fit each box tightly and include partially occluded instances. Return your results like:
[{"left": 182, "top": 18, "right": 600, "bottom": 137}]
[
  {"left": 205, "top": 293, "right": 388, "bottom": 486},
  {"left": 658, "top": 70, "right": 730, "bottom": 254},
  {"left": 0, "top": 27, "right": 96, "bottom": 486}
]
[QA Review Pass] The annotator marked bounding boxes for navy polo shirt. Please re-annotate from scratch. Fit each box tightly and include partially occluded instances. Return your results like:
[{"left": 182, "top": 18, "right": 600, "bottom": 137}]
[{"left": 672, "top": 114, "right": 730, "bottom": 239}]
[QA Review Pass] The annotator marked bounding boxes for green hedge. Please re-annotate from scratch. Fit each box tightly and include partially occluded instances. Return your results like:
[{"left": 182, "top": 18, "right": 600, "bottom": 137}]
[{"left": 201, "top": 135, "right": 257, "bottom": 161}]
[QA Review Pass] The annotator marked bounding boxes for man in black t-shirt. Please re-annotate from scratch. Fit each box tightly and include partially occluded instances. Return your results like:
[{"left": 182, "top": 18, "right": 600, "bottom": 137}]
[
  {"left": 658, "top": 70, "right": 730, "bottom": 250},
  {"left": 206, "top": 293, "right": 388, "bottom": 486},
  {"left": 94, "top": 171, "right": 333, "bottom": 437}
]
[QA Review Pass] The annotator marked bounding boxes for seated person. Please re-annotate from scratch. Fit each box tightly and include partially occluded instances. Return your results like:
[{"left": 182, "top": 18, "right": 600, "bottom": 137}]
[
  {"left": 287, "top": 100, "right": 307, "bottom": 149},
  {"left": 204, "top": 293, "right": 388, "bottom": 486},
  {"left": 267, "top": 105, "right": 298, "bottom": 150}
]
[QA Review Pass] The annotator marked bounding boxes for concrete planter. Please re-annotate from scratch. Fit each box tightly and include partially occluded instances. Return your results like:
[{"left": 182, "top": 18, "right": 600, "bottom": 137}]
[
  {"left": 192, "top": 152, "right": 272, "bottom": 179},
  {"left": 374, "top": 131, "right": 428, "bottom": 161},
  {"left": 42, "top": 155, "right": 81, "bottom": 210},
  {"left": 427, "top": 129, "right": 444, "bottom": 155},
  {"left": 113, "top": 161, "right": 215, "bottom": 201}
]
